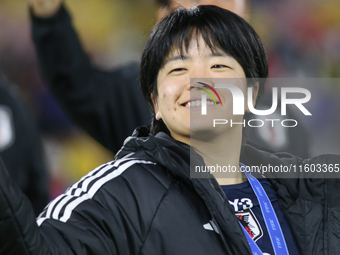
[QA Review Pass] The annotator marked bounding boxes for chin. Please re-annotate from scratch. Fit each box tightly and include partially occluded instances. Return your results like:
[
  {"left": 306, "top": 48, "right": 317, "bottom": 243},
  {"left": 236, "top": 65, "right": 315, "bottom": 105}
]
[{"left": 190, "top": 114, "right": 215, "bottom": 130}]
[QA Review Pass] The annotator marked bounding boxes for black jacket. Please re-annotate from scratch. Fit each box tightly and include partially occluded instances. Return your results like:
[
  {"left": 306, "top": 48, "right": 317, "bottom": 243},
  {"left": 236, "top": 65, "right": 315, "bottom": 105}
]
[
  {"left": 1, "top": 126, "right": 340, "bottom": 255},
  {"left": 0, "top": 76, "right": 49, "bottom": 214},
  {"left": 30, "top": 5, "right": 310, "bottom": 158}
]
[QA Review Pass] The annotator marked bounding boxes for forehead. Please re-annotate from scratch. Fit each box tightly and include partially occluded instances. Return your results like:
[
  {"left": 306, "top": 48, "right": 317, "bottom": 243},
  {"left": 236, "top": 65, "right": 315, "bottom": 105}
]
[{"left": 163, "top": 36, "right": 225, "bottom": 63}]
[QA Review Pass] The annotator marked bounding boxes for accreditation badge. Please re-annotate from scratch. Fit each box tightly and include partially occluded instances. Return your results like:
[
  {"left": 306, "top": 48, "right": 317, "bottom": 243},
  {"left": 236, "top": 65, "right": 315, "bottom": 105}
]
[
  {"left": 236, "top": 209, "right": 263, "bottom": 242},
  {"left": 0, "top": 105, "right": 14, "bottom": 152}
]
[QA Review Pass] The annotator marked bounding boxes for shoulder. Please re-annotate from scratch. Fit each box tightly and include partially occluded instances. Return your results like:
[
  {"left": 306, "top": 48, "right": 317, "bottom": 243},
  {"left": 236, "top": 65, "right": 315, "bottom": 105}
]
[
  {"left": 241, "top": 143, "right": 303, "bottom": 168},
  {"left": 306, "top": 153, "right": 340, "bottom": 164},
  {"left": 37, "top": 156, "right": 175, "bottom": 226},
  {"left": 34, "top": 154, "right": 186, "bottom": 254},
  {"left": 90, "top": 156, "right": 175, "bottom": 204}
]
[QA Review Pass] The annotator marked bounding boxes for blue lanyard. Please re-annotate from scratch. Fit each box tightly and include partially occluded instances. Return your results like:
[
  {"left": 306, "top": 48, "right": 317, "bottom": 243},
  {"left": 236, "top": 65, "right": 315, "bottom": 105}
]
[{"left": 239, "top": 163, "right": 289, "bottom": 255}]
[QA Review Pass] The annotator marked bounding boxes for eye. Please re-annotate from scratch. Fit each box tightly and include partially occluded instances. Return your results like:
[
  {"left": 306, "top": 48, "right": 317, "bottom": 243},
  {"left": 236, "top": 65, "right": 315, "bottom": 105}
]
[
  {"left": 211, "top": 64, "right": 229, "bottom": 69},
  {"left": 169, "top": 68, "right": 187, "bottom": 74}
]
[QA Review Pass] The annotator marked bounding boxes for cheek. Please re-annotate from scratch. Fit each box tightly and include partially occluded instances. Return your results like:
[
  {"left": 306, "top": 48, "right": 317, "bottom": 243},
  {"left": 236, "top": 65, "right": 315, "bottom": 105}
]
[
  {"left": 158, "top": 82, "right": 181, "bottom": 106},
  {"left": 157, "top": 73, "right": 189, "bottom": 114},
  {"left": 157, "top": 93, "right": 172, "bottom": 114}
]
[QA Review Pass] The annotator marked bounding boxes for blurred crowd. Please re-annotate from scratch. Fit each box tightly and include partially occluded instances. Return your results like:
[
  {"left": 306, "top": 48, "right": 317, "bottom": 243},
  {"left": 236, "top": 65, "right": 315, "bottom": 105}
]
[{"left": 0, "top": 0, "right": 339, "bottom": 198}]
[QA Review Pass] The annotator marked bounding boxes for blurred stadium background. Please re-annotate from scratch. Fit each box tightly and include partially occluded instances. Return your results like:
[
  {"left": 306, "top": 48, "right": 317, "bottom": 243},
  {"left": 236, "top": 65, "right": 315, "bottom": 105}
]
[{"left": 0, "top": 0, "right": 339, "bottom": 198}]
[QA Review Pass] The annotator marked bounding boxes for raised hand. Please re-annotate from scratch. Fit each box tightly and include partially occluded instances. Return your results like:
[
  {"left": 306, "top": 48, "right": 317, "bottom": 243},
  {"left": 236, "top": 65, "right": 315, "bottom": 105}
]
[{"left": 29, "top": 0, "right": 63, "bottom": 18}]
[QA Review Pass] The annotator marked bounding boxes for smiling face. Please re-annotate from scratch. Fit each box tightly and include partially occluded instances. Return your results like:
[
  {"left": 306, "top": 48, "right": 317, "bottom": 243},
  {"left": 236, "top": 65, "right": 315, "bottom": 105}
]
[
  {"left": 153, "top": 36, "right": 252, "bottom": 145},
  {"left": 140, "top": 6, "right": 268, "bottom": 139}
]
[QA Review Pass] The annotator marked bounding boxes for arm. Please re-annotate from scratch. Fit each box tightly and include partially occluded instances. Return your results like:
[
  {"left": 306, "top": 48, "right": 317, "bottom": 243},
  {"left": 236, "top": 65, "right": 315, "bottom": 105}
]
[
  {"left": 29, "top": 1, "right": 151, "bottom": 153},
  {"left": 0, "top": 159, "right": 48, "bottom": 254},
  {"left": 0, "top": 78, "right": 49, "bottom": 215},
  {"left": 0, "top": 158, "right": 133, "bottom": 255}
]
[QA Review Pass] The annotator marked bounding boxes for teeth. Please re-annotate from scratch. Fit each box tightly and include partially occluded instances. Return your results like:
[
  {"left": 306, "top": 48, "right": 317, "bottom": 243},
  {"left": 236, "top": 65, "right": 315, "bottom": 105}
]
[{"left": 185, "top": 100, "right": 215, "bottom": 107}]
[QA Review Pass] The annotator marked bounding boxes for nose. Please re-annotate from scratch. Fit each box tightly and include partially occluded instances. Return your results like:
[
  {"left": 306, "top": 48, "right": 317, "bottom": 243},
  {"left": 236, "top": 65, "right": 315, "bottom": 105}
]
[
  {"left": 190, "top": 62, "right": 210, "bottom": 79},
  {"left": 189, "top": 63, "right": 215, "bottom": 90}
]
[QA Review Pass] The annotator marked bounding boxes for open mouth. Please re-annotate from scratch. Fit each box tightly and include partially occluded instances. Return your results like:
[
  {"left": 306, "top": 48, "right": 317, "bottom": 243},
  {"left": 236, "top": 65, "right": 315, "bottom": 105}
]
[{"left": 182, "top": 99, "right": 218, "bottom": 108}]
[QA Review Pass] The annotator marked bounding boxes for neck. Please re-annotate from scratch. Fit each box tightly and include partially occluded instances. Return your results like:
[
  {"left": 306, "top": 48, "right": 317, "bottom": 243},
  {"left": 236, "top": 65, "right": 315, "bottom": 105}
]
[{"left": 191, "top": 126, "right": 246, "bottom": 185}]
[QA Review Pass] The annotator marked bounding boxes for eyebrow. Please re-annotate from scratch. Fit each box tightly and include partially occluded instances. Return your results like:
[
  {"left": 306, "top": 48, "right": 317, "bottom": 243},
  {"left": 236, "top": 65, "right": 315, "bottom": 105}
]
[
  {"left": 163, "top": 55, "right": 190, "bottom": 66},
  {"left": 210, "top": 51, "right": 228, "bottom": 57},
  {"left": 163, "top": 50, "right": 228, "bottom": 66}
]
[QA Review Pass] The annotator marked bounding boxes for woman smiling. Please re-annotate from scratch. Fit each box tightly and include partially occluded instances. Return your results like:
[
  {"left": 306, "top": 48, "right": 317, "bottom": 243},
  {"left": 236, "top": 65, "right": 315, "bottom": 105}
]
[{"left": 1, "top": 5, "right": 340, "bottom": 255}]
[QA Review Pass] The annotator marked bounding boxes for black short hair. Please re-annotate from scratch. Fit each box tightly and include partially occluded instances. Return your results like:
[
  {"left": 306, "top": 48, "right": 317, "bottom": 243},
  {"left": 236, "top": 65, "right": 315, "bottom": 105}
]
[{"left": 140, "top": 5, "right": 268, "bottom": 135}]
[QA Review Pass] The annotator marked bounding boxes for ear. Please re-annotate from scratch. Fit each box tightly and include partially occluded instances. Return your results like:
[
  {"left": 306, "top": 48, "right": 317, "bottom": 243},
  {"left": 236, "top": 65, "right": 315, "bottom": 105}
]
[
  {"left": 151, "top": 93, "right": 162, "bottom": 120},
  {"left": 245, "top": 84, "right": 259, "bottom": 113}
]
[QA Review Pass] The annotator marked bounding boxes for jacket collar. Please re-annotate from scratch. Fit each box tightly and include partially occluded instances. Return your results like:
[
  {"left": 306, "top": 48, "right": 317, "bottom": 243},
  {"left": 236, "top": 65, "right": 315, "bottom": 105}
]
[{"left": 115, "top": 126, "right": 253, "bottom": 254}]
